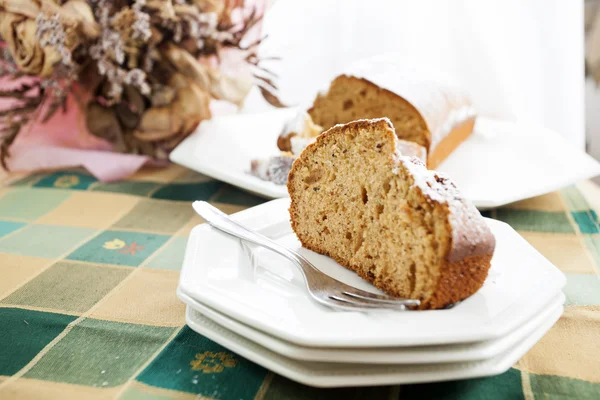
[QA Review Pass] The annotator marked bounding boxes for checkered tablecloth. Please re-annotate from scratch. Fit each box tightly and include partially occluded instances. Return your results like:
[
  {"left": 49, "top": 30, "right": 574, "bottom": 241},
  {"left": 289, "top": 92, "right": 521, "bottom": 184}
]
[{"left": 0, "top": 164, "right": 599, "bottom": 399}]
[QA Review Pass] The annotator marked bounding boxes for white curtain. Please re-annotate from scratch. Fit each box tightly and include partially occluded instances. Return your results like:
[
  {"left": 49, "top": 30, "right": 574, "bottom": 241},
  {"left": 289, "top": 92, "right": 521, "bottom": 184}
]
[{"left": 257, "top": 0, "right": 585, "bottom": 148}]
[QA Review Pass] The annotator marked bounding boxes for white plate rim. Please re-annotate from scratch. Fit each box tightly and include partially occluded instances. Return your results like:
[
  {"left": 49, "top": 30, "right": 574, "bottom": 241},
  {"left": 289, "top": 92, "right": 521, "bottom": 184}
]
[
  {"left": 184, "top": 303, "right": 563, "bottom": 387},
  {"left": 178, "top": 288, "right": 564, "bottom": 364}
]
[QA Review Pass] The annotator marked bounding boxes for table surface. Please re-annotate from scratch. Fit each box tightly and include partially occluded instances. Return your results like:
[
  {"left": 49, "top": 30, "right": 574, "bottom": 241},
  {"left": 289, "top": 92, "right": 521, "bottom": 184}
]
[{"left": 0, "top": 164, "right": 599, "bottom": 400}]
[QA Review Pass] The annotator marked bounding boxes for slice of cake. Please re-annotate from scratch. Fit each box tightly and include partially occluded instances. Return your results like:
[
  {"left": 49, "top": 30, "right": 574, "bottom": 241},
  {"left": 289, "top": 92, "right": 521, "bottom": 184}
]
[
  {"left": 307, "top": 59, "right": 475, "bottom": 169},
  {"left": 287, "top": 118, "right": 494, "bottom": 309}
]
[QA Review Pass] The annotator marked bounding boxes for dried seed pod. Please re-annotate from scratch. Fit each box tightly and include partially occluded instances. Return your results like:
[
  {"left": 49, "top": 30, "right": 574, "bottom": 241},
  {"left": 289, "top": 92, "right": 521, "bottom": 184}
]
[
  {"left": 115, "top": 86, "right": 145, "bottom": 129},
  {"left": 161, "top": 130, "right": 188, "bottom": 151},
  {"left": 151, "top": 85, "right": 176, "bottom": 107},
  {"left": 162, "top": 44, "right": 210, "bottom": 90},
  {"left": 206, "top": 66, "right": 253, "bottom": 107},
  {"left": 146, "top": 0, "right": 177, "bottom": 20},
  {"left": 125, "top": 133, "right": 154, "bottom": 156},
  {"left": 134, "top": 106, "right": 182, "bottom": 142},
  {"left": 133, "top": 76, "right": 210, "bottom": 143},
  {"left": 0, "top": 0, "right": 40, "bottom": 18},
  {"left": 55, "top": 0, "right": 100, "bottom": 39},
  {"left": 172, "top": 81, "right": 210, "bottom": 133},
  {"left": 148, "top": 26, "right": 164, "bottom": 46},
  {"left": 169, "top": 72, "right": 189, "bottom": 90},
  {"left": 193, "top": 0, "right": 225, "bottom": 15},
  {"left": 85, "top": 101, "right": 126, "bottom": 150}
]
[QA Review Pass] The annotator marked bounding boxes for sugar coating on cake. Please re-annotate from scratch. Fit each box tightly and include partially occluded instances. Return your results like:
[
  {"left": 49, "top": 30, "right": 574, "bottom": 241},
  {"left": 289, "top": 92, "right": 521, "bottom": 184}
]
[
  {"left": 287, "top": 117, "right": 494, "bottom": 309},
  {"left": 396, "top": 155, "right": 493, "bottom": 262}
]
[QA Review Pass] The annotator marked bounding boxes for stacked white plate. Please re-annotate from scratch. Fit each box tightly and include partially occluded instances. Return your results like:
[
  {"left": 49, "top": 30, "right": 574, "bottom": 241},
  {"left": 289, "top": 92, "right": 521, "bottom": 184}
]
[{"left": 177, "top": 199, "right": 567, "bottom": 388}]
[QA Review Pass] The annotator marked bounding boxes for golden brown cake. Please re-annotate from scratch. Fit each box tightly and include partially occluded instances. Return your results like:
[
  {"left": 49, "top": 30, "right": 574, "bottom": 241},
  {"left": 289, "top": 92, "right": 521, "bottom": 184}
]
[
  {"left": 307, "top": 60, "right": 476, "bottom": 169},
  {"left": 287, "top": 118, "right": 494, "bottom": 309}
]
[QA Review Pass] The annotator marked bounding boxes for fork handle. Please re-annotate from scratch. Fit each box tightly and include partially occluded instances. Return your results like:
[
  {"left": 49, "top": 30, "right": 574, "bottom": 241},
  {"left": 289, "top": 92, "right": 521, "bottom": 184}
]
[{"left": 192, "top": 201, "right": 305, "bottom": 268}]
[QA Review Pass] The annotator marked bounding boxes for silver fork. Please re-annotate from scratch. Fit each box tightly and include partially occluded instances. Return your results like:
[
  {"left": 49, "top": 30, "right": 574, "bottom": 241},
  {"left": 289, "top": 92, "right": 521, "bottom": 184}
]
[{"left": 192, "top": 201, "right": 420, "bottom": 312}]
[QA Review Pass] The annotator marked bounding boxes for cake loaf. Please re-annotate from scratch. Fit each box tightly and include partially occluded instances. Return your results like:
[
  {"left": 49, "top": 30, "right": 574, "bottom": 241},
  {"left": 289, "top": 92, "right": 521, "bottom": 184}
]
[
  {"left": 287, "top": 118, "right": 494, "bottom": 309},
  {"left": 308, "top": 58, "right": 476, "bottom": 168}
]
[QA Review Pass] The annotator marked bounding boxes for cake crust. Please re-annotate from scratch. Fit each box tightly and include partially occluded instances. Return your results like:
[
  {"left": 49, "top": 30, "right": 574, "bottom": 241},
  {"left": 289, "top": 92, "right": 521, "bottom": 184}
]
[{"left": 288, "top": 118, "right": 494, "bottom": 310}]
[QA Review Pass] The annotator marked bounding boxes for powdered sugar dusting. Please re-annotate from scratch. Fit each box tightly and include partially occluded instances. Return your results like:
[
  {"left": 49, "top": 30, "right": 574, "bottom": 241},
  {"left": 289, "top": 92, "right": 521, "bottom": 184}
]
[
  {"left": 398, "top": 156, "right": 459, "bottom": 204},
  {"left": 397, "top": 155, "right": 494, "bottom": 259}
]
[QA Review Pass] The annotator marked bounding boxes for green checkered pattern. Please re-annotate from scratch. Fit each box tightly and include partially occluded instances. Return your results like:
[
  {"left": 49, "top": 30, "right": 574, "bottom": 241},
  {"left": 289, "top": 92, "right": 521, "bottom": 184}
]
[{"left": 0, "top": 165, "right": 599, "bottom": 399}]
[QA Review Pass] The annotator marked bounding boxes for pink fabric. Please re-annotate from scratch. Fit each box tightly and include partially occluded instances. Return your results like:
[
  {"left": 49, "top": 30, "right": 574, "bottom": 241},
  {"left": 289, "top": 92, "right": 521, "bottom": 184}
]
[
  {"left": 2, "top": 0, "right": 266, "bottom": 182},
  {"left": 8, "top": 146, "right": 151, "bottom": 182},
  {"left": 5, "top": 92, "right": 153, "bottom": 182}
]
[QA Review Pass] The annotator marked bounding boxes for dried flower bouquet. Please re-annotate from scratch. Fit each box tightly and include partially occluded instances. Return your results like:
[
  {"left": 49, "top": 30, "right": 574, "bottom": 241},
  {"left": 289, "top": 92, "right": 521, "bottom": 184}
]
[{"left": 0, "top": 0, "right": 281, "bottom": 173}]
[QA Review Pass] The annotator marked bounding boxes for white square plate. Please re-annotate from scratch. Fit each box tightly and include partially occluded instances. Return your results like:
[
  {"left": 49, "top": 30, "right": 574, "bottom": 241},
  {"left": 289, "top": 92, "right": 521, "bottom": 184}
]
[
  {"left": 179, "top": 288, "right": 564, "bottom": 364},
  {"left": 178, "top": 198, "right": 566, "bottom": 348},
  {"left": 184, "top": 303, "right": 563, "bottom": 387},
  {"left": 169, "top": 109, "right": 600, "bottom": 209}
]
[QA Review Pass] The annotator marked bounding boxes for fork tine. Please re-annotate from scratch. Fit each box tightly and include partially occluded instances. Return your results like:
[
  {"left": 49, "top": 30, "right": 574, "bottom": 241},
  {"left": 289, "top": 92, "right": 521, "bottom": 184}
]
[
  {"left": 295, "top": 253, "right": 421, "bottom": 307},
  {"left": 332, "top": 278, "right": 421, "bottom": 305},
  {"left": 324, "top": 296, "right": 392, "bottom": 312},
  {"left": 343, "top": 291, "right": 421, "bottom": 307},
  {"left": 330, "top": 295, "right": 408, "bottom": 311},
  {"left": 311, "top": 296, "right": 368, "bottom": 312},
  {"left": 333, "top": 294, "right": 414, "bottom": 310}
]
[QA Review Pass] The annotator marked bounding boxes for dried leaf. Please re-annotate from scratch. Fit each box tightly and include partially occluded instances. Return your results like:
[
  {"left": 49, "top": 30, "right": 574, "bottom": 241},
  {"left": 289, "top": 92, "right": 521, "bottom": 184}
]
[
  {"left": 0, "top": 121, "right": 21, "bottom": 170},
  {"left": 254, "top": 73, "right": 277, "bottom": 92},
  {"left": 258, "top": 85, "right": 286, "bottom": 108},
  {"left": 0, "top": 0, "right": 40, "bottom": 18},
  {"left": 247, "top": 54, "right": 281, "bottom": 64},
  {"left": 85, "top": 101, "right": 124, "bottom": 146},
  {"left": 163, "top": 44, "right": 211, "bottom": 90},
  {"left": 0, "top": 103, "right": 39, "bottom": 117},
  {"left": 60, "top": 0, "right": 100, "bottom": 38},
  {"left": 237, "top": 34, "right": 265, "bottom": 51},
  {"left": 207, "top": 67, "right": 252, "bottom": 106},
  {"left": 0, "top": 82, "right": 38, "bottom": 99},
  {"left": 151, "top": 85, "right": 176, "bottom": 107}
]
